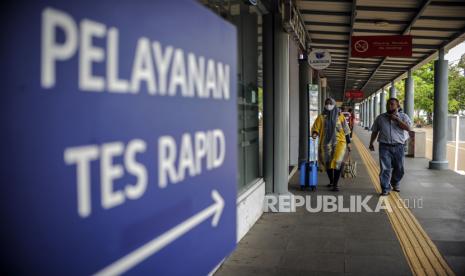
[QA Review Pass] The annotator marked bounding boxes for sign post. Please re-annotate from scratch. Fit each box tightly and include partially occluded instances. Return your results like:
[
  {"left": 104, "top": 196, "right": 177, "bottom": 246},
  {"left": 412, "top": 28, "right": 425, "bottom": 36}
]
[
  {"left": 345, "top": 90, "right": 364, "bottom": 99},
  {"left": 309, "top": 84, "right": 319, "bottom": 126},
  {"left": 308, "top": 49, "right": 332, "bottom": 70},
  {"left": 0, "top": 1, "right": 237, "bottom": 275},
  {"left": 351, "top": 35, "right": 412, "bottom": 57}
]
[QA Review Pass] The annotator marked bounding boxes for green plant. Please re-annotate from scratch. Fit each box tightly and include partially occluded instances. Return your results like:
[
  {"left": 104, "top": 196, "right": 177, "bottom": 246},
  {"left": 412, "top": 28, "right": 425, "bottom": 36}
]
[{"left": 413, "top": 116, "right": 426, "bottom": 127}]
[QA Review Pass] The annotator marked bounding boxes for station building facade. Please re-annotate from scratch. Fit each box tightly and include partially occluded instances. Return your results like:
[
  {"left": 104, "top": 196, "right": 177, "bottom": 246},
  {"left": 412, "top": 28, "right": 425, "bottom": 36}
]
[{"left": 202, "top": 0, "right": 321, "bottom": 241}]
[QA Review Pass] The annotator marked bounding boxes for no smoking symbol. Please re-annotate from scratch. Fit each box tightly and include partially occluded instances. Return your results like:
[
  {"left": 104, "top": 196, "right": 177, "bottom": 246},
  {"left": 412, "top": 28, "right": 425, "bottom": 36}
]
[{"left": 354, "top": 40, "right": 369, "bottom": 52}]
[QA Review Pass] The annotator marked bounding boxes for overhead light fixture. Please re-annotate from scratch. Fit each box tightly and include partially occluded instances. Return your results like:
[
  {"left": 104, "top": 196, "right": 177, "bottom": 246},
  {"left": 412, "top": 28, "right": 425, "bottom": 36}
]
[{"left": 374, "top": 20, "right": 389, "bottom": 27}]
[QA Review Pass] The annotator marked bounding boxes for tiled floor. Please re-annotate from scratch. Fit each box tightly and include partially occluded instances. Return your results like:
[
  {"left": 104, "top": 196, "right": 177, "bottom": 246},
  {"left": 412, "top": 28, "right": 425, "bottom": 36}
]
[
  {"left": 216, "top": 129, "right": 412, "bottom": 275},
  {"left": 357, "top": 126, "right": 465, "bottom": 275},
  {"left": 216, "top": 126, "right": 465, "bottom": 275}
]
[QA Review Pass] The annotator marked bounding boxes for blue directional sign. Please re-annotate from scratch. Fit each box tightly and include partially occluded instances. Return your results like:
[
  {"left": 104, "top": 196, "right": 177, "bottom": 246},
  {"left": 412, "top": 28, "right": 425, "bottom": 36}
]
[{"left": 0, "top": 1, "right": 237, "bottom": 275}]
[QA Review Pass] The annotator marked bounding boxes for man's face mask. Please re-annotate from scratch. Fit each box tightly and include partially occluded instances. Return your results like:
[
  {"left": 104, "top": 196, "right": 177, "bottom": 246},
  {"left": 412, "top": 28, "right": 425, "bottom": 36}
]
[{"left": 325, "top": 104, "right": 335, "bottom": 111}]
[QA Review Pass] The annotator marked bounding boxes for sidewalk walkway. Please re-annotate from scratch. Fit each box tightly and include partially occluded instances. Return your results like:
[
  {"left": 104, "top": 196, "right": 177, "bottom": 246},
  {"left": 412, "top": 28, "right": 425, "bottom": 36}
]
[
  {"left": 356, "top": 126, "right": 465, "bottom": 275},
  {"left": 216, "top": 126, "right": 464, "bottom": 275},
  {"left": 215, "top": 130, "right": 411, "bottom": 275}
]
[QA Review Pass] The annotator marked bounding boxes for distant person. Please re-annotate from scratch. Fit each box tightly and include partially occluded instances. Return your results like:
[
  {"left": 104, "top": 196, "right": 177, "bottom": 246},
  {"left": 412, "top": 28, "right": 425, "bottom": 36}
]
[
  {"left": 312, "top": 98, "right": 351, "bottom": 191},
  {"left": 348, "top": 108, "right": 355, "bottom": 138},
  {"left": 369, "top": 98, "right": 412, "bottom": 196}
]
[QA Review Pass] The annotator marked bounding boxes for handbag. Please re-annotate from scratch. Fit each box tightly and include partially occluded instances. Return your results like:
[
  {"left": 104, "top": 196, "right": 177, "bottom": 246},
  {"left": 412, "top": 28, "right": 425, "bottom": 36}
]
[{"left": 342, "top": 149, "right": 357, "bottom": 178}]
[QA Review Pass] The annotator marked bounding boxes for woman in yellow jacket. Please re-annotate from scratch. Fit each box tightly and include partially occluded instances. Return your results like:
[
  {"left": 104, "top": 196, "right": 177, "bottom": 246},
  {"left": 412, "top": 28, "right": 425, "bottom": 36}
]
[{"left": 311, "top": 98, "right": 351, "bottom": 191}]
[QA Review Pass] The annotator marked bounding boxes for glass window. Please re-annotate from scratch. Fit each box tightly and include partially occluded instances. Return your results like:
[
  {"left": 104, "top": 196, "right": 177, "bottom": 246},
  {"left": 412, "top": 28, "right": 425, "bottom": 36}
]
[{"left": 201, "top": 1, "right": 263, "bottom": 191}]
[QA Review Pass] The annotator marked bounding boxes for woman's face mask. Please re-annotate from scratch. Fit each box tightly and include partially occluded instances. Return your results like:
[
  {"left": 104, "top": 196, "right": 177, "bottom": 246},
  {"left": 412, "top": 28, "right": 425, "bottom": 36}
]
[{"left": 325, "top": 104, "right": 335, "bottom": 111}]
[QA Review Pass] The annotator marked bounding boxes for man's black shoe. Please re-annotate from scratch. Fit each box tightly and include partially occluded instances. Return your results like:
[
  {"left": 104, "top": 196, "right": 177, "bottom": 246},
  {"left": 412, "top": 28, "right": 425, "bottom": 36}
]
[
  {"left": 380, "top": 191, "right": 389, "bottom": 196},
  {"left": 392, "top": 186, "right": 400, "bottom": 192},
  {"left": 327, "top": 183, "right": 333, "bottom": 187},
  {"left": 332, "top": 186, "right": 340, "bottom": 192}
]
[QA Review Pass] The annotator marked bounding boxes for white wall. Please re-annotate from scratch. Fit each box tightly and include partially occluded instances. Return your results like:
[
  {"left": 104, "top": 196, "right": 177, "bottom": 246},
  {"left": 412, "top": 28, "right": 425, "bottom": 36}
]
[
  {"left": 209, "top": 179, "right": 265, "bottom": 275},
  {"left": 236, "top": 179, "right": 265, "bottom": 241}
]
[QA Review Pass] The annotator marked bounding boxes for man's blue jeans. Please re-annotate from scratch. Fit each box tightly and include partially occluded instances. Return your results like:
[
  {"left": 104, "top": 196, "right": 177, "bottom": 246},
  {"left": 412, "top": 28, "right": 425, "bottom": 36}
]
[{"left": 378, "top": 143, "right": 405, "bottom": 192}]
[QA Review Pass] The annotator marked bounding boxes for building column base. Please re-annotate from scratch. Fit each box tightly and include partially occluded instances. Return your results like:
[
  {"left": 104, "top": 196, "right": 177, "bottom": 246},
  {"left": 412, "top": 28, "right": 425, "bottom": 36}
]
[{"left": 429, "top": 160, "right": 449, "bottom": 170}]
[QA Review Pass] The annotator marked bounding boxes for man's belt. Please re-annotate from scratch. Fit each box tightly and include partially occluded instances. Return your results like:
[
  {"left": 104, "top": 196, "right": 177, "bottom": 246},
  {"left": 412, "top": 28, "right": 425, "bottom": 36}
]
[{"left": 379, "top": 142, "right": 403, "bottom": 147}]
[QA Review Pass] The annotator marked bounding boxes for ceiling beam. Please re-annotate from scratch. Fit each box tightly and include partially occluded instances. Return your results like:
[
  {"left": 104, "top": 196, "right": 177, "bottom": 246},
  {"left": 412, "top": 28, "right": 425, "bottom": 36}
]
[
  {"left": 305, "top": 21, "right": 350, "bottom": 27},
  {"left": 311, "top": 38, "right": 348, "bottom": 45},
  {"left": 300, "top": 0, "right": 352, "bottom": 2},
  {"left": 353, "top": 29, "right": 398, "bottom": 34},
  {"left": 412, "top": 35, "right": 448, "bottom": 40},
  {"left": 355, "top": 19, "right": 409, "bottom": 25},
  {"left": 420, "top": 16, "right": 465, "bottom": 21},
  {"left": 430, "top": 1, "right": 465, "bottom": 6},
  {"left": 356, "top": 6, "right": 417, "bottom": 13},
  {"left": 411, "top": 26, "right": 459, "bottom": 32},
  {"left": 413, "top": 44, "right": 440, "bottom": 49},
  {"left": 309, "top": 30, "right": 350, "bottom": 35},
  {"left": 301, "top": 10, "right": 351, "bottom": 16},
  {"left": 385, "top": 27, "right": 465, "bottom": 95},
  {"left": 361, "top": 0, "right": 433, "bottom": 93}
]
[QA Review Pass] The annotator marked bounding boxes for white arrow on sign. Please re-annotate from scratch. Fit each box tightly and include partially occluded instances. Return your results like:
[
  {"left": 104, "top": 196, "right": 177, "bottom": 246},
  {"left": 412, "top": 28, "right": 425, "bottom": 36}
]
[{"left": 94, "top": 190, "right": 225, "bottom": 276}]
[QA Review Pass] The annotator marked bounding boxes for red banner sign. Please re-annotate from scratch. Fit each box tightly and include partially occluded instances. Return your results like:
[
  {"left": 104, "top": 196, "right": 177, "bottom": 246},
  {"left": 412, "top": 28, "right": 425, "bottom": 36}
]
[
  {"left": 345, "top": 90, "right": 364, "bottom": 99},
  {"left": 351, "top": 35, "right": 412, "bottom": 57}
]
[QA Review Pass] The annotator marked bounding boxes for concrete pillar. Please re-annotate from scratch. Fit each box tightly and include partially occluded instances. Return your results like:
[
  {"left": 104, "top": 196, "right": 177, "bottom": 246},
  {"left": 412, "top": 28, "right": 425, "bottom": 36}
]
[
  {"left": 318, "top": 75, "right": 325, "bottom": 114},
  {"left": 364, "top": 101, "right": 367, "bottom": 127},
  {"left": 262, "top": 12, "right": 274, "bottom": 193},
  {"left": 366, "top": 98, "right": 370, "bottom": 129},
  {"left": 374, "top": 92, "right": 379, "bottom": 119},
  {"left": 364, "top": 100, "right": 369, "bottom": 129},
  {"left": 362, "top": 100, "right": 365, "bottom": 128},
  {"left": 366, "top": 97, "right": 370, "bottom": 130},
  {"left": 367, "top": 96, "right": 371, "bottom": 130},
  {"left": 263, "top": 8, "right": 290, "bottom": 193},
  {"left": 316, "top": 77, "right": 320, "bottom": 114},
  {"left": 273, "top": 26, "right": 290, "bottom": 192},
  {"left": 366, "top": 97, "right": 371, "bottom": 130},
  {"left": 363, "top": 100, "right": 367, "bottom": 128},
  {"left": 358, "top": 101, "right": 363, "bottom": 126},
  {"left": 390, "top": 81, "right": 397, "bottom": 98},
  {"left": 380, "top": 88, "right": 386, "bottom": 114},
  {"left": 321, "top": 77, "right": 327, "bottom": 105},
  {"left": 298, "top": 58, "right": 310, "bottom": 163},
  {"left": 322, "top": 86, "right": 327, "bottom": 105},
  {"left": 370, "top": 95, "right": 375, "bottom": 129},
  {"left": 429, "top": 48, "right": 449, "bottom": 170},
  {"left": 365, "top": 98, "right": 370, "bottom": 129},
  {"left": 404, "top": 69, "right": 414, "bottom": 120}
]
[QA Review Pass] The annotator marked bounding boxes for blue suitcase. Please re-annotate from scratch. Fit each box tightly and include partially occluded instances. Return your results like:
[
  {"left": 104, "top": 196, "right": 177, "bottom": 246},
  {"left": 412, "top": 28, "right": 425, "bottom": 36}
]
[
  {"left": 300, "top": 138, "right": 319, "bottom": 191},
  {"left": 299, "top": 161, "right": 307, "bottom": 188},
  {"left": 308, "top": 137, "right": 318, "bottom": 191},
  {"left": 308, "top": 161, "right": 318, "bottom": 191}
]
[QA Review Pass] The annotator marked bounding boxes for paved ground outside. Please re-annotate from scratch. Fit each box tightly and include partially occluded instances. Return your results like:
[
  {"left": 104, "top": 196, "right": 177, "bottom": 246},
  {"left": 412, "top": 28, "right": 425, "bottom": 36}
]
[{"left": 419, "top": 126, "right": 465, "bottom": 172}]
